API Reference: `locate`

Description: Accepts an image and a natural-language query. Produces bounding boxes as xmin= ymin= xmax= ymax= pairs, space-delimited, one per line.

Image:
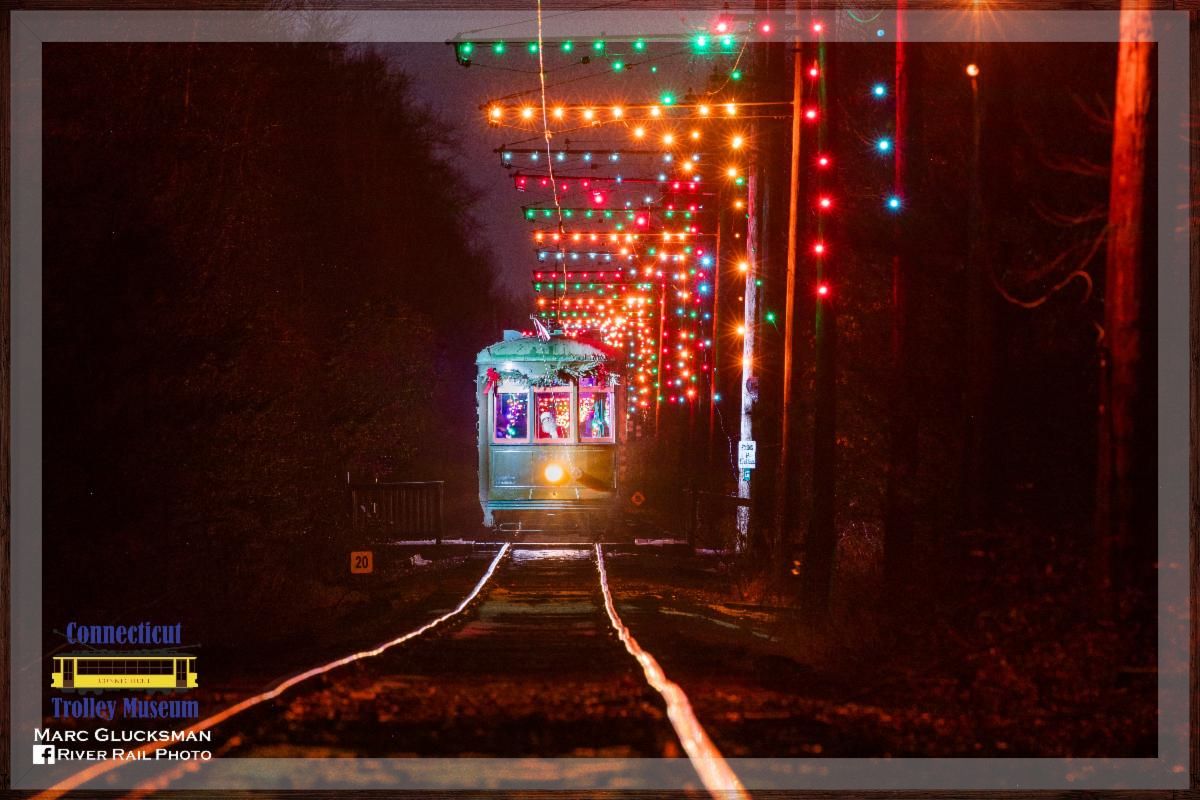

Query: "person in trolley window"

xmin=538 ymin=409 xmax=567 ymax=439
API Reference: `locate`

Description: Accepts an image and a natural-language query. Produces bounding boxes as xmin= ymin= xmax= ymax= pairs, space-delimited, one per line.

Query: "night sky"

xmin=379 ymin=41 xmax=743 ymax=299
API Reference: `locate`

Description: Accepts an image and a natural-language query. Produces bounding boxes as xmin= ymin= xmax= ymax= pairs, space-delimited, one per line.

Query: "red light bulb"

xmin=817 ymin=155 xmax=830 ymax=167
xmin=813 ymin=242 xmax=826 ymax=255
xmin=818 ymin=196 xmax=832 ymax=209
xmin=817 ymin=283 xmax=830 ymax=297
xmin=805 ymin=108 xmax=818 ymax=120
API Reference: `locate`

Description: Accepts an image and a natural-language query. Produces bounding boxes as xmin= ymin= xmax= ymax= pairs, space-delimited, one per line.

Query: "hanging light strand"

xmin=533 ymin=0 xmax=568 ymax=321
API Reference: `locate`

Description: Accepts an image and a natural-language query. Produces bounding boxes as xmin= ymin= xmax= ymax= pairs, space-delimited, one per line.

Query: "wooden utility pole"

xmin=739 ymin=8 xmax=791 ymax=555
xmin=743 ymin=17 xmax=793 ymax=560
xmin=779 ymin=30 xmax=806 ymax=558
xmin=737 ymin=173 xmax=760 ymax=551
xmin=1094 ymin=1 xmax=1152 ymax=608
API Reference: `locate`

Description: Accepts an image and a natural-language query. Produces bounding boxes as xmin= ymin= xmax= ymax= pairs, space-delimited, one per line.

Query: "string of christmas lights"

xmin=457 ymin=19 xmax=773 ymax=424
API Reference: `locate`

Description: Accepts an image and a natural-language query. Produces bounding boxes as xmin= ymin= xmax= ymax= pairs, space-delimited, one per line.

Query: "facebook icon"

xmin=33 ymin=745 xmax=56 ymax=764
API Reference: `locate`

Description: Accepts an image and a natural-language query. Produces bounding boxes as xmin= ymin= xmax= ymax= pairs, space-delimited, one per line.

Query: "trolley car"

xmin=51 ymin=654 xmax=198 ymax=692
xmin=477 ymin=329 xmax=623 ymax=534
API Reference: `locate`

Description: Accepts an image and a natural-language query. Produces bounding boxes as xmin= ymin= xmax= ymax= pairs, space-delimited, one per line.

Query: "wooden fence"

xmin=349 ymin=481 xmax=444 ymax=543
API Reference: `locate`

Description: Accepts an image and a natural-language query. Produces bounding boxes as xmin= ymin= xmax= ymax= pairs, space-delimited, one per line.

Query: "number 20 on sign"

xmin=350 ymin=551 xmax=374 ymax=574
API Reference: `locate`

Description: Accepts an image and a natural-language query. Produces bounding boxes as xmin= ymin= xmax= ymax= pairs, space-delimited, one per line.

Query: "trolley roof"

xmin=476 ymin=332 xmax=617 ymax=367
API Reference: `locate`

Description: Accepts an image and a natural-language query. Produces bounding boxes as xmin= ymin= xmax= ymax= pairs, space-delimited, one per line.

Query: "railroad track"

xmin=33 ymin=544 xmax=746 ymax=799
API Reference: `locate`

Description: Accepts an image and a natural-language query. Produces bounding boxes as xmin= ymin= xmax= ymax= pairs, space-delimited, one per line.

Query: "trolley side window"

xmin=534 ymin=388 xmax=573 ymax=442
xmin=493 ymin=386 xmax=530 ymax=442
xmin=578 ymin=387 xmax=615 ymax=442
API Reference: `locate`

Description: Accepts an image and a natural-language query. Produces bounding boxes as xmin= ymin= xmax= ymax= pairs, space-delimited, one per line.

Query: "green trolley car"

xmin=477 ymin=330 xmax=623 ymax=536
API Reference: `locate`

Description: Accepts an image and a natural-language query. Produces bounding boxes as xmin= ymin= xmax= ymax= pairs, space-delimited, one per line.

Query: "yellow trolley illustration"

xmin=52 ymin=654 xmax=197 ymax=692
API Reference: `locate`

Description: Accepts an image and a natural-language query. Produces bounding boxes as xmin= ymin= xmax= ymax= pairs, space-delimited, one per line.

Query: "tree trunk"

xmin=801 ymin=29 xmax=836 ymax=616
xmin=958 ymin=40 xmax=996 ymax=532
xmin=882 ymin=7 xmax=922 ymax=605
xmin=1094 ymin=2 xmax=1152 ymax=610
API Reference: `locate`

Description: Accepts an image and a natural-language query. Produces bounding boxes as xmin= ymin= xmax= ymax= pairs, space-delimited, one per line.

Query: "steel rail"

xmin=593 ymin=543 xmax=748 ymax=800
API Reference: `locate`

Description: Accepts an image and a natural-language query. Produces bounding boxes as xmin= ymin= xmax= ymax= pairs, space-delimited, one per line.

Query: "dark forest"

xmin=38 ymin=33 xmax=1159 ymax=763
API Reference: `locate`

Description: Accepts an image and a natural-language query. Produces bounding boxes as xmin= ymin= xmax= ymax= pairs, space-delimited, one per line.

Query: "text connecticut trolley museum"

xmin=477 ymin=329 xmax=624 ymax=538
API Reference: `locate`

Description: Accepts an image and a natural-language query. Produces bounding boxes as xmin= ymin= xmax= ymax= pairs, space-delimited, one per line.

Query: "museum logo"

xmin=48 ymin=622 xmax=201 ymax=721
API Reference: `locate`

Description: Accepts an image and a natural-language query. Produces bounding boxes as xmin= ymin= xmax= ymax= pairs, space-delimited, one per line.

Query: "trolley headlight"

xmin=544 ymin=462 xmax=566 ymax=484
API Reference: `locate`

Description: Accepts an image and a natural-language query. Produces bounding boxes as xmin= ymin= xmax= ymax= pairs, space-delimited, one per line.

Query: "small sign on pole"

xmin=350 ymin=551 xmax=374 ymax=574
xmin=737 ymin=440 xmax=757 ymax=470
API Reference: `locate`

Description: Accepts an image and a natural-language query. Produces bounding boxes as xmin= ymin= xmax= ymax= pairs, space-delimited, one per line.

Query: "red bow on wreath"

xmin=483 ymin=367 xmax=502 ymax=396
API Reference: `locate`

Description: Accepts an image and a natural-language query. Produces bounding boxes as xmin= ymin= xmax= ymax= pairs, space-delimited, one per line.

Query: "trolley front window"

xmin=579 ymin=388 xmax=615 ymax=441
xmin=493 ymin=388 xmax=529 ymax=442
xmin=534 ymin=389 xmax=573 ymax=442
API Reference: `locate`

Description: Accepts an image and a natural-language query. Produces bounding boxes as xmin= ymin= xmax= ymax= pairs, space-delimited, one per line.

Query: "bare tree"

xmin=1094 ymin=3 xmax=1153 ymax=610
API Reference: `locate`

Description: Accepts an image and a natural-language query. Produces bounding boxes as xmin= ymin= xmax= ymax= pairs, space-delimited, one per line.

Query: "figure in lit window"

xmin=536 ymin=391 xmax=571 ymax=440
xmin=580 ymin=391 xmax=611 ymax=439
